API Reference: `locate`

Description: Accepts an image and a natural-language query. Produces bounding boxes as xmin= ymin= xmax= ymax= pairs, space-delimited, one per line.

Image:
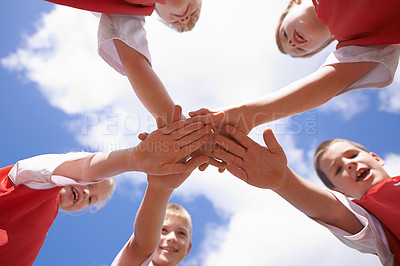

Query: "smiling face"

xmin=155 ymin=0 xmax=201 ymax=31
xmin=277 ymin=0 xmax=332 ymax=57
xmin=152 ymin=215 xmax=192 ymax=266
xmin=59 ymin=178 xmax=114 ymax=212
xmin=318 ymin=141 xmax=390 ymax=199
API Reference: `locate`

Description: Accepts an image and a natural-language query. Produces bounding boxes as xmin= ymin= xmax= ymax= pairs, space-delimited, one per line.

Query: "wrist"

xmin=147 ymin=181 xmax=174 ymax=195
xmin=127 ymin=146 xmax=142 ymax=172
xmin=272 ymin=166 xmax=291 ymax=194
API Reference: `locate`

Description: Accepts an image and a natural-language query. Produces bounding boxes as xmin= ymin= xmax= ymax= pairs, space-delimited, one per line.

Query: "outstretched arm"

xmin=110 ymin=104 xmax=207 ymax=266
xmin=214 ymin=125 xmax=363 ymax=234
xmin=191 ymin=61 xmax=377 ymax=134
xmin=114 ymin=39 xmax=177 ymax=122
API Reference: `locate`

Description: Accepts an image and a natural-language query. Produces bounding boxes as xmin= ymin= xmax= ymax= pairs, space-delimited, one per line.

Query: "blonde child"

xmin=0 ymin=105 xmax=217 ymax=265
xmin=110 ymin=104 xmax=195 ymax=266
xmin=189 ymin=0 xmax=399 ymax=135
xmin=213 ymin=125 xmax=399 ymax=265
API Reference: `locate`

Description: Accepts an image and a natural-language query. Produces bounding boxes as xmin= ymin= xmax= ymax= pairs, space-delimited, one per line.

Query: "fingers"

xmin=213 ymin=146 xmax=244 ymax=168
xmin=198 ymin=163 xmax=209 ymax=171
xmin=179 ymin=134 xmax=210 ymax=158
xmin=185 ymin=155 xmax=210 ymax=172
xmin=160 ymin=163 xmax=190 ymax=175
xmin=160 ymin=120 xmax=189 ymax=134
xmin=156 ymin=116 xmax=167 ymax=130
xmin=185 ymin=111 xmax=224 ymax=126
xmin=214 ymin=133 xmax=247 ymax=159
xmin=224 ymin=125 xmax=253 ymax=149
xmin=171 ymin=105 xmax=183 ymax=124
xmin=263 ymin=128 xmax=283 ymax=154
xmin=177 ymin=124 xmax=212 ymax=147
xmin=188 ymin=108 xmax=214 ymax=117
xmin=226 ymin=163 xmax=248 ymax=181
xmin=138 ymin=132 xmax=149 ymax=141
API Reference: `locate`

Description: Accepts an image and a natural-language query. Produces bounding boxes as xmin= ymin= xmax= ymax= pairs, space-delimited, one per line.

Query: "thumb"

xmin=263 ymin=128 xmax=283 ymax=153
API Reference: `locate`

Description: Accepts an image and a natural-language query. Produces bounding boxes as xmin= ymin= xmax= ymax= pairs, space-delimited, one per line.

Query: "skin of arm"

xmin=53 ymin=105 xmax=222 ymax=182
xmin=110 ymin=104 xmax=208 ymax=265
xmin=214 ymin=125 xmax=363 ymax=235
xmin=113 ymin=39 xmax=178 ymax=123
xmin=115 ymin=156 xmax=206 ymax=265
xmin=190 ymin=61 xmax=378 ymax=134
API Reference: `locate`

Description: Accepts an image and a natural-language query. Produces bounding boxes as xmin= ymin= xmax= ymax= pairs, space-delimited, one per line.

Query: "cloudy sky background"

xmin=1 ymin=1 xmax=400 ymax=265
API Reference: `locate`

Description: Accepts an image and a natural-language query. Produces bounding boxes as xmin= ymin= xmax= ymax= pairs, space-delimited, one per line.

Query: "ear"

xmin=370 ymin=152 xmax=385 ymax=166
xmin=185 ymin=241 xmax=193 ymax=257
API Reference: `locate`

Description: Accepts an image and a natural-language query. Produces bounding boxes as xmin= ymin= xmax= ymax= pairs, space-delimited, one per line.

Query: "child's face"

xmin=156 ymin=0 xmax=200 ymax=25
xmin=278 ymin=0 xmax=331 ymax=57
xmin=59 ymin=179 xmax=112 ymax=212
xmin=318 ymin=142 xmax=390 ymax=199
xmin=153 ymin=215 xmax=192 ymax=266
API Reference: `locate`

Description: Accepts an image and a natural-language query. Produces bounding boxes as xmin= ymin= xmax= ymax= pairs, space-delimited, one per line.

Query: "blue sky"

xmin=2 ymin=1 xmax=400 ymax=265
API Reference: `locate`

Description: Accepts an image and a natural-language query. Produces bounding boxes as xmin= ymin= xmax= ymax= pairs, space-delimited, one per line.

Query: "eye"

xmin=178 ymin=231 xmax=187 ymax=237
xmin=161 ymin=228 xmax=168 ymax=234
xmin=296 ymin=47 xmax=305 ymax=52
xmin=349 ymin=152 xmax=358 ymax=158
xmin=335 ymin=166 xmax=342 ymax=175
xmin=283 ymin=29 xmax=288 ymax=39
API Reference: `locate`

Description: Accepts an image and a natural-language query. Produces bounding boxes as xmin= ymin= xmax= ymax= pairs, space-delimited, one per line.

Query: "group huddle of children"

xmin=1 ymin=0 xmax=399 ymax=265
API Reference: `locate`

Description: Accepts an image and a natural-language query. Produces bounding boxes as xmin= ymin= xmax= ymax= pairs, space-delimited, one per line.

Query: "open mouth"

xmin=160 ymin=246 xmax=178 ymax=253
xmin=293 ymin=29 xmax=306 ymax=44
xmin=356 ymin=169 xmax=370 ymax=182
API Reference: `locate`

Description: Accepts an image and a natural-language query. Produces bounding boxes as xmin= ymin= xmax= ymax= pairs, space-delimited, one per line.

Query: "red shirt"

xmin=0 ymin=165 xmax=62 ymax=266
xmin=45 ymin=0 xmax=166 ymax=16
xmin=312 ymin=0 xmax=400 ymax=49
xmin=354 ymin=176 xmax=400 ymax=265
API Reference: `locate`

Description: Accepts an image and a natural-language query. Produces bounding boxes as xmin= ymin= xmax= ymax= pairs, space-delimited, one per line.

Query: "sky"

xmin=1 ymin=1 xmax=400 ymax=265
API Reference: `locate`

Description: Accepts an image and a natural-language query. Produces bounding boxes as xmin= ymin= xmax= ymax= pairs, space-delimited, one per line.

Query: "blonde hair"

xmin=275 ymin=1 xmax=334 ymax=58
xmin=314 ymin=139 xmax=369 ymax=189
xmin=156 ymin=1 xmax=202 ymax=33
xmin=166 ymin=203 xmax=193 ymax=238
xmin=89 ymin=177 xmax=116 ymax=213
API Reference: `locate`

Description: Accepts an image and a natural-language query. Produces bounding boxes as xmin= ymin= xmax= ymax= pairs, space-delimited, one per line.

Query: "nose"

xmin=346 ymin=161 xmax=356 ymax=171
xmin=83 ymin=188 xmax=90 ymax=199
xmin=166 ymin=231 xmax=177 ymax=242
xmin=179 ymin=15 xmax=190 ymax=24
xmin=288 ymin=39 xmax=296 ymax=47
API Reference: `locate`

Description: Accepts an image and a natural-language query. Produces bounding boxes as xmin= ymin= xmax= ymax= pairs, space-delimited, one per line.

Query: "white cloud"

xmin=317 ymin=90 xmax=370 ymax=120
xmin=379 ymin=70 xmax=400 ymax=114
xmin=1 ymin=6 xmax=129 ymax=114
xmin=2 ymin=1 xmax=381 ymax=265
xmin=383 ymin=153 xmax=400 ymax=176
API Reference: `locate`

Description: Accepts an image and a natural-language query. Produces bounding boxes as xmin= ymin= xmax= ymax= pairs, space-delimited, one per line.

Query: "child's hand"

xmin=133 ymin=105 xmax=211 ymax=175
xmin=189 ymin=106 xmax=253 ymax=135
xmin=213 ymin=125 xmax=288 ymax=190
xmin=147 ymin=154 xmax=209 ymax=191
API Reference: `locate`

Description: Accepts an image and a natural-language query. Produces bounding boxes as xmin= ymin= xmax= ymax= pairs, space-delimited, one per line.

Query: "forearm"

xmin=237 ymin=67 xmax=341 ymax=129
xmin=53 ymin=148 xmax=141 ymax=182
xmin=132 ymin=183 xmax=173 ymax=253
xmin=274 ymin=167 xmax=363 ymax=234
xmin=114 ymin=39 xmax=177 ymax=122
xmin=233 ymin=62 xmax=377 ymax=130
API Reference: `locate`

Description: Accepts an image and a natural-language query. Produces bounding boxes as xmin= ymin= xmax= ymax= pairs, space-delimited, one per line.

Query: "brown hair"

xmin=314 ymin=139 xmax=369 ymax=189
xmin=275 ymin=1 xmax=334 ymax=58
xmin=166 ymin=203 xmax=193 ymax=238
xmin=156 ymin=1 xmax=202 ymax=33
